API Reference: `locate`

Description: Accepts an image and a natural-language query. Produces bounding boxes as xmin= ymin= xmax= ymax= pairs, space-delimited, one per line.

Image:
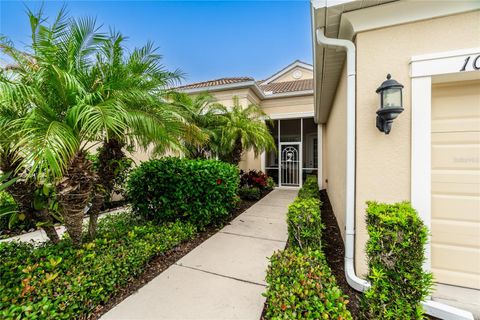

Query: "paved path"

xmin=101 ymin=189 xmax=297 ymax=320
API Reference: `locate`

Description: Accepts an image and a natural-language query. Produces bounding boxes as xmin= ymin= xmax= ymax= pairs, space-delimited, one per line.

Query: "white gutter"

xmin=315 ymin=28 xmax=370 ymax=292
xmin=315 ymin=27 xmax=474 ymax=320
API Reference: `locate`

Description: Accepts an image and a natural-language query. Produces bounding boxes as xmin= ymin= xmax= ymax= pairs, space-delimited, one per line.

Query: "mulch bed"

xmin=87 ymin=190 xmax=271 ymax=320
xmin=319 ymin=190 xmax=362 ymax=318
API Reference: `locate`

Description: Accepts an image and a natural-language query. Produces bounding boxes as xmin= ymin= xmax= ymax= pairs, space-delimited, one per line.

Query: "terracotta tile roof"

xmin=259 ymin=79 xmax=313 ymax=94
xmin=176 ymin=77 xmax=253 ymax=90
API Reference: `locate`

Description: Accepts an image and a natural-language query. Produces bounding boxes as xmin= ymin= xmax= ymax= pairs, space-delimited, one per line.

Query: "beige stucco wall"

xmin=325 ymin=64 xmax=348 ymax=239
xmin=354 ymin=10 xmax=480 ymax=276
xmin=271 ymin=66 xmax=313 ymax=83
xmin=261 ymin=95 xmax=314 ymax=116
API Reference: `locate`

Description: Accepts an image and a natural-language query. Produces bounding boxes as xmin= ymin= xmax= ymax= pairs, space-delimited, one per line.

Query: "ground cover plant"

xmin=263 ymin=177 xmax=352 ymax=319
xmin=0 ymin=212 xmax=196 ymax=320
xmin=238 ymin=186 xmax=262 ymax=200
xmin=127 ymin=157 xmax=239 ymax=229
xmin=360 ymin=201 xmax=433 ymax=320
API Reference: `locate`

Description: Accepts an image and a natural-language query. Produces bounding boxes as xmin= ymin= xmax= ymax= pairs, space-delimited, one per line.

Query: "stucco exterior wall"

xmin=261 ymin=95 xmax=314 ymax=116
xmin=354 ymin=10 xmax=480 ymax=276
xmin=325 ymin=64 xmax=348 ymax=239
xmin=271 ymin=66 xmax=313 ymax=83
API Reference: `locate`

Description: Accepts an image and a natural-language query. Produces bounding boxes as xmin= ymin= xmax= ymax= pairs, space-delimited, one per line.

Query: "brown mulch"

xmin=319 ymin=190 xmax=362 ymax=318
xmin=87 ymin=190 xmax=270 ymax=320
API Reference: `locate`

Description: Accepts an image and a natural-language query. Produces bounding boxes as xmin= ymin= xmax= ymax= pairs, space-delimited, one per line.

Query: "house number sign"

xmin=460 ymin=54 xmax=480 ymax=71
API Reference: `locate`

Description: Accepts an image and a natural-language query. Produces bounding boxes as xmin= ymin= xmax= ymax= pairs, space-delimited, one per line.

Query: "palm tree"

xmin=85 ymin=33 xmax=186 ymax=238
xmin=1 ymin=8 xmax=192 ymax=244
xmin=168 ymin=91 xmax=217 ymax=159
xmin=0 ymin=37 xmax=61 ymax=242
xmin=209 ymin=97 xmax=276 ymax=165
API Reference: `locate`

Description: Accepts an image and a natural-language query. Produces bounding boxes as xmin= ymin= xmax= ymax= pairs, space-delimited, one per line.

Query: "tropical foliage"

xmin=127 ymin=157 xmax=239 ymax=229
xmin=0 ymin=8 xmax=188 ymax=246
xmin=0 ymin=212 xmax=196 ymax=319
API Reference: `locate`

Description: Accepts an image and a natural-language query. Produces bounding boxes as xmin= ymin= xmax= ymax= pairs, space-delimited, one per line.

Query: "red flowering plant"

xmin=239 ymin=170 xmax=270 ymax=190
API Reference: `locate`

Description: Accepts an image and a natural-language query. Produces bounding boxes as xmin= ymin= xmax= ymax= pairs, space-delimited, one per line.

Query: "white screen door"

xmin=280 ymin=143 xmax=301 ymax=187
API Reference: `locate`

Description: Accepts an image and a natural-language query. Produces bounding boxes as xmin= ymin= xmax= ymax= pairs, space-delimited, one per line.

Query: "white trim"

xmin=262 ymin=60 xmax=313 ymax=85
xmin=264 ymin=89 xmax=314 ymax=99
xmin=260 ymin=152 xmax=266 ymax=172
xmin=279 ymin=142 xmax=302 ymax=187
xmin=410 ymin=48 xmax=478 ymax=320
xmin=318 ymin=124 xmax=323 ymax=189
xmin=411 ymin=47 xmax=480 ymax=78
xmin=267 ymin=111 xmax=314 ymax=120
xmin=411 ymin=76 xmax=432 ymax=271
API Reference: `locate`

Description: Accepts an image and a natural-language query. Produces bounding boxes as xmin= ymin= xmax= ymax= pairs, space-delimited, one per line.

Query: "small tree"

xmin=209 ymin=97 xmax=275 ymax=165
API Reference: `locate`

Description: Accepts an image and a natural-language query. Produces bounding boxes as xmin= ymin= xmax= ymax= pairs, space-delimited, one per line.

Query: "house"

xmin=310 ymin=0 xmax=480 ymax=319
xmin=177 ymin=60 xmax=322 ymax=188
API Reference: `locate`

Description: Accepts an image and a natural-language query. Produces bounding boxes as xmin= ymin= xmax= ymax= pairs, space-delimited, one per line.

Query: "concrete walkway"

xmin=101 ymin=189 xmax=297 ymax=320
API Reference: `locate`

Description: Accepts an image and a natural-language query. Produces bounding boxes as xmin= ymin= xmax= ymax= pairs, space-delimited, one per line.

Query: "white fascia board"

xmin=262 ymin=61 xmax=314 ymax=85
xmin=311 ymin=0 xmax=356 ymax=9
xmin=263 ymin=90 xmax=314 ymax=99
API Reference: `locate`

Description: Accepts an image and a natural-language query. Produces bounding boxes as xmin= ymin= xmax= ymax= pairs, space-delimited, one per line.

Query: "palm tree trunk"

xmin=230 ymin=138 xmax=243 ymax=166
xmin=88 ymin=187 xmax=104 ymax=239
xmin=56 ymin=152 xmax=95 ymax=247
xmin=87 ymin=138 xmax=125 ymax=239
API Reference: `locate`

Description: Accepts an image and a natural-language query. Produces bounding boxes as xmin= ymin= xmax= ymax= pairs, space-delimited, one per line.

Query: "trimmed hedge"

xmin=287 ymin=197 xmax=323 ymax=250
xmin=264 ymin=180 xmax=351 ymax=320
xmin=127 ymin=157 xmax=239 ymax=229
xmin=238 ymin=186 xmax=261 ymax=200
xmin=264 ymin=248 xmax=352 ymax=320
xmin=361 ymin=201 xmax=433 ymax=320
xmin=297 ymin=175 xmax=320 ymax=200
xmin=0 ymin=213 xmax=196 ymax=319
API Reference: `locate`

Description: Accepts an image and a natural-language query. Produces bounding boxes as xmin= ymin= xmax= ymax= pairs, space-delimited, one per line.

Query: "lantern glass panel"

xmin=382 ymin=88 xmax=402 ymax=109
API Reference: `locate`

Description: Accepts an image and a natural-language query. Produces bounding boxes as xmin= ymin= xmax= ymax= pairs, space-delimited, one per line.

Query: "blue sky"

xmin=0 ymin=1 xmax=313 ymax=84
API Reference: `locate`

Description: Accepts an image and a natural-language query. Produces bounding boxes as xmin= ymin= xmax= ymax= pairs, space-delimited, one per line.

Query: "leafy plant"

xmin=264 ymin=248 xmax=352 ymax=320
xmin=287 ymin=197 xmax=323 ymax=250
xmin=239 ymin=169 xmax=272 ymax=190
xmin=127 ymin=157 xmax=239 ymax=229
xmin=266 ymin=176 xmax=276 ymax=191
xmin=209 ymin=97 xmax=275 ymax=165
xmin=360 ymin=201 xmax=433 ymax=320
xmin=0 ymin=212 xmax=196 ymax=319
xmin=238 ymin=186 xmax=261 ymax=200
xmin=298 ymin=175 xmax=320 ymax=199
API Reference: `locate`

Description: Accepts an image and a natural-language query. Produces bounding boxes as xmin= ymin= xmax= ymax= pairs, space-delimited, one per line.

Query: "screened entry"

xmin=265 ymin=117 xmax=318 ymax=187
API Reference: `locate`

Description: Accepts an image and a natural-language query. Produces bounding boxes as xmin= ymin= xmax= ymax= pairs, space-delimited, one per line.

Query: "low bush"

xmin=0 ymin=191 xmax=17 ymax=230
xmin=238 ymin=186 xmax=261 ymax=200
xmin=287 ymin=197 xmax=323 ymax=250
xmin=0 ymin=212 xmax=196 ymax=319
xmin=298 ymin=175 xmax=320 ymax=199
xmin=240 ymin=169 xmax=274 ymax=191
xmin=360 ymin=201 xmax=433 ymax=320
xmin=127 ymin=157 xmax=239 ymax=229
xmin=264 ymin=248 xmax=352 ymax=320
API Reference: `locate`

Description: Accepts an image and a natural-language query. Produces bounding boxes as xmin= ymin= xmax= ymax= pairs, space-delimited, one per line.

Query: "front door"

xmin=280 ymin=143 xmax=301 ymax=187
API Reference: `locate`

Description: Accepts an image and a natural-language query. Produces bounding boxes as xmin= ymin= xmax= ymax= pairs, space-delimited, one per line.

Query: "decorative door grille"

xmin=281 ymin=144 xmax=300 ymax=186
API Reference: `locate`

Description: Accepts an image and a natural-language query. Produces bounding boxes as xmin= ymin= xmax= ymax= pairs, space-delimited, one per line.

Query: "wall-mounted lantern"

xmin=376 ymin=74 xmax=404 ymax=134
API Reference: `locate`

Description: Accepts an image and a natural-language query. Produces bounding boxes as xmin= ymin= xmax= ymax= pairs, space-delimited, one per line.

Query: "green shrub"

xmin=238 ymin=186 xmax=261 ymax=200
xmin=127 ymin=157 xmax=239 ymax=229
xmin=298 ymin=175 xmax=320 ymax=199
xmin=0 ymin=212 xmax=196 ymax=319
xmin=0 ymin=191 xmax=18 ymax=231
xmin=266 ymin=176 xmax=276 ymax=191
xmin=287 ymin=197 xmax=323 ymax=250
xmin=264 ymin=248 xmax=352 ymax=320
xmin=361 ymin=201 xmax=433 ymax=320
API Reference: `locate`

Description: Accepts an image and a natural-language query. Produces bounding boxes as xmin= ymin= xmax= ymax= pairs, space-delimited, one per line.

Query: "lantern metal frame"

xmin=375 ymin=74 xmax=404 ymax=134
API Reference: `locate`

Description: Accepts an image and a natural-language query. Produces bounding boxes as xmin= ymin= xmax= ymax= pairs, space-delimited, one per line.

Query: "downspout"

xmin=315 ymin=27 xmax=474 ymax=320
xmin=315 ymin=28 xmax=370 ymax=292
